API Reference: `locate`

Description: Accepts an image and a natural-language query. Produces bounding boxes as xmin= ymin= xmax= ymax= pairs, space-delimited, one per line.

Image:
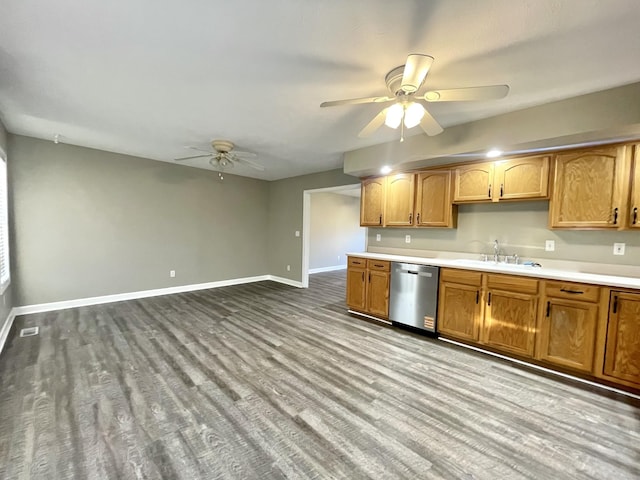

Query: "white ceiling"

xmin=1 ymin=0 xmax=640 ymax=180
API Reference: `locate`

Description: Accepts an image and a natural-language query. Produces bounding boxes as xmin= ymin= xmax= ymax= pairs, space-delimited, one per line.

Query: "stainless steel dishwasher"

xmin=389 ymin=262 xmax=440 ymax=332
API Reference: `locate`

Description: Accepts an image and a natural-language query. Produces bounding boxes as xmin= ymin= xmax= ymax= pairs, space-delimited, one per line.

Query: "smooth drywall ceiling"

xmin=9 ymin=135 xmax=270 ymax=306
xmin=368 ymin=201 xmax=640 ymax=268
xmin=344 ymin=82 xmax=640 ymax=176
xmin=309 ymin=192 xmax=365 ymax=270
xmin=268 ymin=169 xmax=359 ymax=280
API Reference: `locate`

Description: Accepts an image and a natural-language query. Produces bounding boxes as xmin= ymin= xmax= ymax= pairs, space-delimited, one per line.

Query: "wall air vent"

xmin=19 ymin=326 xmax=39 ymax=337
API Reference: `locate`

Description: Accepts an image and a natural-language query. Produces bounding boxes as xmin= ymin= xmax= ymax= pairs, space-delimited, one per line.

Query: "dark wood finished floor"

xmin=1 ymin=271 xmax=639 ymax=479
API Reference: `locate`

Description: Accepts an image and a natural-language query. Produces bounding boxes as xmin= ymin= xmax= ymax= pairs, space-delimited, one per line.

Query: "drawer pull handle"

xmin=374 ymin=264 xmax=384 ymax=267
xmin=560 ymin=288 xmax=584 ymax=294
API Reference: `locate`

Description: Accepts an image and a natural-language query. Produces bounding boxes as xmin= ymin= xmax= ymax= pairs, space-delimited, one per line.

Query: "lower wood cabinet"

xmin=437 ymin=268 xmax=482 ymax=342
xmin=603 ymin=291 xmax=640 ymax=385
xmin=346 ymin=256 xmax=390 ymax=319
xmin=536 ymin=281 xmax=600 ymax=373
xmin=483 ymin=274 xmax=538 ymax=357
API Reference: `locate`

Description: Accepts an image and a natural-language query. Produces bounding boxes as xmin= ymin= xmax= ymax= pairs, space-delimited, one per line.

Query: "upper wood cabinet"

xmin=549 ymin=145 xmax=631 ymax=229
xmin=384 ymin=173 xmax=415 ymax=227
xmin=453 ymin=162 xmax=494 ymax=202
xmin=603 ymin=291 xmax=640 ymax=386
xmin=453 ymin=155 xmax=549 ymax=203
xmin=360 ymin=177 xmax=386 ymax=226
xmin=495 ymin=156 xmax=550 ymax=201
xmin=628 ymin=144 xmax=640 ymax=229
xmin=415 ymin=170 xmax=457 ymax=227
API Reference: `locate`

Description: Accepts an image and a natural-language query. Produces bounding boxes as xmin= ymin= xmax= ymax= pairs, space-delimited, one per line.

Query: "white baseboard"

xmin=12 ymin=274 xmax=303 ymax=316
xmin=0 ymin=308 xmax=17 ymax=355
xmin=309 ymin=265 xmax=347 ymax=274
xmin=269 ymin=276 xmax=304 ymax=288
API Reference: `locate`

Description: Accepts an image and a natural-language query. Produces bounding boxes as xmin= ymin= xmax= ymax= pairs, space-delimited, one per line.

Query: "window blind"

xmin=0 ymin=156 xmax=9 ymax=294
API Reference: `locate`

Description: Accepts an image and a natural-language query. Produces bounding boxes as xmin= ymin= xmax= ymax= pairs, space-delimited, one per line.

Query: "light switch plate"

xmin=545 ymin=240 xmax=555 ymax=252
xmin=613 ymin=243 xmax=625 ymax=255
xmin=405 ymin=235 xmax=411 ymax=244
xmin=295 ymin=230 xmax=300 ymax=237
xmin=376 ymin=234 xmax=381 ymax=242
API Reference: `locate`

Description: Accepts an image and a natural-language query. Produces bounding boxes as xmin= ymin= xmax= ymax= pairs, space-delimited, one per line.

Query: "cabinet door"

xmin=415 ymin=171 xmax=456 ymax=227
xmin=549 ymin=145 xmax=629 ymax=228
xmin=483 ymin=289 xmax=538 ymax=357
xmin=494 ymin=155 xmax=550 ymax=201
xmin=360 ymin=177 xmax=386 ymax=226
xmin=603 ymin=292 xmax=640 ymax=385
xmin=384 ymin=173 xmax=415 ymax=226
xmin=537 ymin=298 xmax=598 ymax=372
xmin=453 ymin=162 xmax=495 ymax=202
xmin=438 ymin=282 xmax=482 ymax=341
xmin=629 ymin=145 xmax=640 ymax=229
xmin=346 ymin=266 xmax=367 ymax=311
xmin=367 ymin=271 xmax=389 ymax=318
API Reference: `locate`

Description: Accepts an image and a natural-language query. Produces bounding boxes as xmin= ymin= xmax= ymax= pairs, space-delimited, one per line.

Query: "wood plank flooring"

xmin=0 ymin=271 xmax=639 ymax=479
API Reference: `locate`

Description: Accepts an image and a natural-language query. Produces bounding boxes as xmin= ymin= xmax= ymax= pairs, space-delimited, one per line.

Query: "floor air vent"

xmin=20 ymin=326 xmax=39 ymax=337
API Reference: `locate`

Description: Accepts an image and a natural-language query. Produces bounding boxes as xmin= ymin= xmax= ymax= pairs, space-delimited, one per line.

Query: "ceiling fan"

xmin=175 ymin=140 xmax=264 ymax=179
xmin=320 ymin=54 xmax=509 ymax=141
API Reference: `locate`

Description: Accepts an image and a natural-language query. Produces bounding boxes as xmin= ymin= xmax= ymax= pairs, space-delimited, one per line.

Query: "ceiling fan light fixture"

xmin=385 ymin=103 xmax=404 ymax=129
xmin=404 ymin=102 xmax=425 ymax=128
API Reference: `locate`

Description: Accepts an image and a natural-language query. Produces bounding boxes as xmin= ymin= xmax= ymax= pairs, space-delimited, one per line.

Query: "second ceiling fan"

xmin=321 ymin=54 xmax=509 ymax=140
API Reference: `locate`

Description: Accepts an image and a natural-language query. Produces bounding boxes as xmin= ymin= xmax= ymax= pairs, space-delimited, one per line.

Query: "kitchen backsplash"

xmin=366 ymin=201 xmax=640 ymax=269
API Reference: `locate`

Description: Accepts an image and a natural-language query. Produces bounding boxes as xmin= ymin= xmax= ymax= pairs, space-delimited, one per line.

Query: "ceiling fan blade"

xmin=233 ymin=156 xmax=265 ymax=171
xmin=418 ymin=105 xmax=444 ymax=136
xmin=358 ymin=108 xmax=389 ymax=138
xmin=423 ymin=85 xmax=510 ymax=102
xmin=232 ymin=150 xmax=257 ymax=158
xmin=401 ymin=54 xmax=434 ymax=93
xmin=320 ymin=96 xmax=394 ymax=107
xmin=174 ymin=154 xmax=211 ymax=161
xmin=185 ymin=146 xmax=213 ymax=153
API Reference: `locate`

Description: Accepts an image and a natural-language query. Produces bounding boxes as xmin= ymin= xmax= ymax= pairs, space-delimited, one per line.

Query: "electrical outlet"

xmin=545 ymin=240 xmax=555 ymax=252
xmin=405 ymin=235 xmax=411 ymax=244
xmin=337 ymin=255 xmax=340 ymax=262
xmin=295 ymin=230 xmax=300 ymax=237
xmin=613 ymin=243 xmax=625 ymax=255
xmin=286 ymin=264 xmax=291 ymax=271
xmin=376 ymin=234 xmax=381 ymax=242
xmin=170 ymin=270 xmax=176 ymax=278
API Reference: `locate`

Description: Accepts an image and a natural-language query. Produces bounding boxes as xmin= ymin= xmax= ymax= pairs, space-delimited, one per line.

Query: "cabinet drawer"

xmin=367 ymin=259 xmax=390 ymax=272
xmin=487 ymin=274 xmax=538 ymax=294
xmin=348 ymin=257 xmax=367 ymax=267
xmin=441 ymin=268 xmax=482 ymax=286
xmin=544 ymin=281 xmax=600 ymax=303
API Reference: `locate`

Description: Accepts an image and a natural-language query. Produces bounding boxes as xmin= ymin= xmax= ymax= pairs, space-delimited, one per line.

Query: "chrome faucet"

xmin=493 ymin=239 xmax=499 ymax=262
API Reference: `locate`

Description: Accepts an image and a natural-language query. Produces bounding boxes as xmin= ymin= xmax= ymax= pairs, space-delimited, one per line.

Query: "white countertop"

xmin=347 ymin=251 xmax=640 ymax=290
